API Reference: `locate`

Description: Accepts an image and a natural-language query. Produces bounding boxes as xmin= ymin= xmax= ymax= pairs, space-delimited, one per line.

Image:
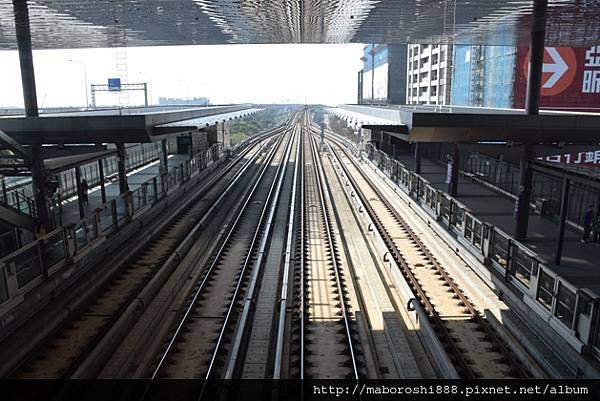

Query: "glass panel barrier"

xmin=99 ymin=204 xmax=114 ymax=233
xmin=132 ymin=189 xmax=142 ymax=212
xmin=473 ymin=219 xmax=483 ymax=249
xmin=0 ymin=231 xmax=18 ymax=259
xmin=10 ymin=244 xmax=43 ymax=288
xmin=75 ymin=222 xmax=88 ymax=250
xmin=116 ymin=197 xmax=128 ymax=222
xmin=148 ymin=179 xmax=157 ymax=203
xmin=509 ymin=246 xmax=535 ymax=289
xmin=440 ymin=196 xmax=451 ymax=221
xmin=425 ymin=186 xmax=435 ymax=209
xmin=453 ymin=206 xmax=465 ymax=231
xmin=555 ymin=283 xmax=576 ymax=328
xmin=537 ymin=269 xmax=555 ymax=310
xmin=0 ymin=268 xmax=8 ymax=303
xmin=88 ymin=217 xmax=99 ymax=242
xmin=491 ymin=229 xmax=510 ymax=269
xmin=42 ymin=231 xmax=66 ymax=269
xmin=417 ymin=177 xmax=426 ymax=199
xmin=142 ymin=184 xmax=148 ymax=206
xmin=401 ymin=169 xmax=409 ymax=188
xmin=464 ymin=214 xmax=473 ymax=240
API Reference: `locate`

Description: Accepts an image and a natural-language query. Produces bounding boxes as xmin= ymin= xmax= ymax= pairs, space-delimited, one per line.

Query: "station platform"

xmin=395 ymin=153 xmax=600 ymax=295
xmin=57 ymin=154 xmax=191 ymax=227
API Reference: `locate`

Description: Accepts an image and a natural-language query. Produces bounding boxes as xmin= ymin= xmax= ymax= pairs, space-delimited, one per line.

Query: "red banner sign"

xmin=514 ymin=45 xmax=600 ymax=112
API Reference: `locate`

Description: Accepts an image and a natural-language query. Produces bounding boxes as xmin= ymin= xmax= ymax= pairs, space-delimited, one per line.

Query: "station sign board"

xmin=108 ymin=78 xmax=122 ymax=92
xmin=539 ymin=149 xmax=600 ymax=166
xmin=513 ymin=45 xmax=600 ymax=112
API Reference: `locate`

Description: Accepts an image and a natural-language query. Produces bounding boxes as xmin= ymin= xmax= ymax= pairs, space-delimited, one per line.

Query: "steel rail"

xmin=202 ymin=114 xmax=299 ymax=381
xmin=149 ymin=126 xmax=289 ymax=380
xmin=222 ymin=120 xmax=299 ymax=379
xmin=323 ymin=130 xmax=530 ymax=379
xmin=299 ymin=121 xmax=307 ymax=380
xmin=272 ymin=122 xmax=302 ymax=379
xmin=323 ymin=131 xmax=474 ymax=378
xmin=307 ymin=132 xmax=360 ymax=380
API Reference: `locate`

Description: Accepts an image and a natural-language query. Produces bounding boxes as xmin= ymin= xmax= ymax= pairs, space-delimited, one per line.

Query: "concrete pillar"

xmin=160 ymin=139 xmax=169 ymax=174
xmin=13 ymin=0 xmax=52 ymax=231
xmin=525 ymin=0 xmax=547 ymax=115
xmin=116 ymin=143 xmax=129 ymax=194
xmin=515 ymin=145 xmax=533 ymax=240
xmin=98 ymin=159 xmax=106 ymax=204
xmin=188 ymin=133 xmax=194 ymax=160
xmin=448 ymin=145 xmax=459 ymax=197
xmin=414 ymin=143 xmax=422 ymax=174
xmin=514 ymin=0 xmax=545 ymax=240
xmin=12 ymin=0 xmax=38 ymax=118
xmin=554 ymin=177 xmax=570 ymax=265
xmin=75 ymin=166 xmax=85 ymax=219
xmin=2 ymin=179 xmax=7 ymax=204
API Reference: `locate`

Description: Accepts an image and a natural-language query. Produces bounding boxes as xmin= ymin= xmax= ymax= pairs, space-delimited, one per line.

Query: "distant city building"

xmin=450 ymin=43 xmax=600 ymax=112
xmin=358 ymin=44 xmax=407 ymax=105
xmin=158 ymin=96 xmax=210 ymax=106
xmin=450 ymin=44 xmax=516 ymax=108
xmin=406 ymin=44 xmax=452 ymax=106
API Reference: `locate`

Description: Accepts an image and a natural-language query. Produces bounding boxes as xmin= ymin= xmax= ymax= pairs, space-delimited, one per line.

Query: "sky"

xmin=0 ymin=44 xmax=363 ymax=108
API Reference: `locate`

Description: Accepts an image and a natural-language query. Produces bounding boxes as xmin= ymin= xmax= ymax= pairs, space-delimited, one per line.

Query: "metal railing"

xmin=363 ymin=142 xmax=596 ymax=338
xmin=1 ymin=190 xmax=36 ymax=218
xmin=0 ymin=143 xmax=223 ymax=308
xmin=1 ymin=143 xmax=162 ymax=220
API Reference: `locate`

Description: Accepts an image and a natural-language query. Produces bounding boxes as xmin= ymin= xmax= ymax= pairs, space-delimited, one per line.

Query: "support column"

xmin=414 ymin=143 xmax=422 ymax=174
xmin=2 ymin=179 xmax=7 ymax=204
xmin=525 ymin=0 xmax=547 ymax=115
xmin=13 ymin=0 xmax=38 ymax=118
xmin=188 ymin=133 xmax=194 ymax=160
xmin=515 ymin=145 xmax=533 ymax=240
xmin=116 ymin=143 xmax=129 ymax=194
xmin=75 ymin=167 xmax=85 ymax=219
xmin=514 ymin=0 xmax=546 ymax=240
xmin=554 ymin=177 xmax=570 ymax=265
xmin=160 ymin=139 xmax=169 ymax=174
xmin=143 ymin=83 xmax=148 ymax=107
xmin=98 ymin=159 xmax=106 ymax=204
xmin=448 ymin=145 xmax=459 ymax=197
xmin=13 ymin=0 xmax=52 ymax=231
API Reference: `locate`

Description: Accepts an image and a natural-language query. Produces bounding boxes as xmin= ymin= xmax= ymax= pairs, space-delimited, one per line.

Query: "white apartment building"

xmin=406 ymin=44 xmax=452 ymax=105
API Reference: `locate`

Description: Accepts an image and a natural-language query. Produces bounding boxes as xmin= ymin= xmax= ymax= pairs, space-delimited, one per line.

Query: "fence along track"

xmin=9 ymin=129 xmax=278 ymax=380
xmin=325 ymin=132 xmax=530 ymax=379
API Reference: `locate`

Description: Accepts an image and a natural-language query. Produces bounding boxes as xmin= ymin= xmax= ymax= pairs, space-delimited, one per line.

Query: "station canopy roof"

xmin=0 ymin=1 xmax=599 ymax=50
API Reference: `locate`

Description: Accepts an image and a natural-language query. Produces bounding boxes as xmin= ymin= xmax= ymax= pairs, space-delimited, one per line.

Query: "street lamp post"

xmin=68 ymin=59 xmax=89 ymax=108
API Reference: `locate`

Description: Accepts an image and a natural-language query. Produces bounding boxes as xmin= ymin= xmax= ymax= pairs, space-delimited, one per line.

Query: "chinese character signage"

xmin=540 ymin=150 xmax=600 ymax=165
xmin=514 ymin=45 xmax=600 ymax=112
xmin=582 ymin=45 xmax=600 ymax=94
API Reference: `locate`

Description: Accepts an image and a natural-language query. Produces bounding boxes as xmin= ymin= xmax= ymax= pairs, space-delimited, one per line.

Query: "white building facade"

xmin=406 ymin=44 xmax=453 ymax=105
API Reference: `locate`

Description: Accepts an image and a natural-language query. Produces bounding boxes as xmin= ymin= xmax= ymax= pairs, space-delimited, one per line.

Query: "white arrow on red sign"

xmin=542 ymin=47 xmax=569 ymax=89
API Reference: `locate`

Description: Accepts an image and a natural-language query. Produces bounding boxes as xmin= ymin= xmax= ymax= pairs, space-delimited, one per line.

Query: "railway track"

xmin=291 ymin=129 xmax=363 ymax=379
xmin=324 ymin=131 xmax=531 ymax=379
xmin=149 ymin=117 xmax=297 ymax=380
xmin=4 ymin=124 xmax=285 ymax=379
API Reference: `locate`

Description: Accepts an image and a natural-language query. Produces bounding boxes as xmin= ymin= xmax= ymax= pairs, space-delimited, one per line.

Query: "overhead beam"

xmin=0 ymin=128 xmax=32 ymax=163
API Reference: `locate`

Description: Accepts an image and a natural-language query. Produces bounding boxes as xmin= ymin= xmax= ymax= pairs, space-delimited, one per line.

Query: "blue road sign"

xmin=108 ymin=78 xmax=121 ymax=91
